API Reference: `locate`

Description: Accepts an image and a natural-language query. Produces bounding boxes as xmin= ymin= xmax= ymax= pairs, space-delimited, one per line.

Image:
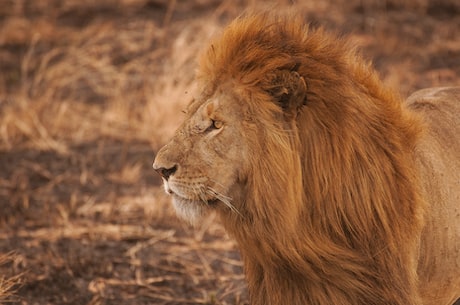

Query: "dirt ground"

xmin=0 ymin=0 xmax=459 ymax=304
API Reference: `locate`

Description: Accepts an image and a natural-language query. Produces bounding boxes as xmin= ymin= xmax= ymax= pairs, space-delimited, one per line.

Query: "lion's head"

xmin=153 ymin=15 xmax=310 ymax=226
xmin=153 ymin=13 xmax=460 ymax=305
xmin=153 ymin=75 xmax=308 ymax=227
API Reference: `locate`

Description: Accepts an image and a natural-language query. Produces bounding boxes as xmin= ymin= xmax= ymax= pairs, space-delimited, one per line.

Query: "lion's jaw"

xmin=153 ymin=90 xmax=248 ymax=225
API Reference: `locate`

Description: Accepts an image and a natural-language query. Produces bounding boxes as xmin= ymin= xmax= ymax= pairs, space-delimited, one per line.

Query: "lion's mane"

xmin=195 ymin=13 xmax=460 ymax=305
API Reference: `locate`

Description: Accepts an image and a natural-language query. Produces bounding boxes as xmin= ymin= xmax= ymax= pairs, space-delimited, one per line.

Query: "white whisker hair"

xmin=207 ymin=187 xmax=242 ymax=217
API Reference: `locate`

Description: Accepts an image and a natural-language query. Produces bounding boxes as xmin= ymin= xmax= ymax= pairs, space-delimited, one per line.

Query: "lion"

xmin=153 ymin=13 xmax=460 ymax=305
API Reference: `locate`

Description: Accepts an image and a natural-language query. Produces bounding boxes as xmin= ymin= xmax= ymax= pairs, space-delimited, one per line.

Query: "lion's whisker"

xmin=191 ymin=184 xmax=208 ymax=204
xmin=207 ymin=187 xmax=242 ymax=217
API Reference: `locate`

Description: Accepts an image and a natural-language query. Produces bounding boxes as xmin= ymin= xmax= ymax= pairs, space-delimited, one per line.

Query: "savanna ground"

xmin=0 ymin=0 xmax=459 ymax=304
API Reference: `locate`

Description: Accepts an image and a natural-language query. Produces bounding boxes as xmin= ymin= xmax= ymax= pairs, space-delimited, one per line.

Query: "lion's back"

xmin=406 ymin=87 xmax=460 ymax=305
xmin=407 ymin=87 xmax=460 ymax=157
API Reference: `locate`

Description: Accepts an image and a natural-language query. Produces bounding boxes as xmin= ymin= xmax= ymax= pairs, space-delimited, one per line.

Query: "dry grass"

xmin=0 ymin=0 xmax=459 ymax=304
xmin=0 ymin=253 xmax=22 ymax=303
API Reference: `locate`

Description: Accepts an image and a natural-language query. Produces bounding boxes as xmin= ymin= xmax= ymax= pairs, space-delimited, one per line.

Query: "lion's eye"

xmin=206 ymin=119 xmax=223 ymax=132
xmin=212 ymin=120 xmax=223 ymax=129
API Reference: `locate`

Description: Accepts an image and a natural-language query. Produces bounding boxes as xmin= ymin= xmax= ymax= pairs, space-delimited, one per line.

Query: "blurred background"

xmin=0 ymin=0 xmax=459 ymax=304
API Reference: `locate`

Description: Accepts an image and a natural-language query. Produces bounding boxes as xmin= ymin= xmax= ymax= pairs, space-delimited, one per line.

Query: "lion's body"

xmin=153 ymin=13 xmax=460 ymax=305
xmin=407 ymin=87 xmax=460 ymax=305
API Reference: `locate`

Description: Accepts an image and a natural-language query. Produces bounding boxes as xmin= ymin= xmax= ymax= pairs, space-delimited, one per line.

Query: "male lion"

xmin=153 ymin=13 xmax=460 ymax=305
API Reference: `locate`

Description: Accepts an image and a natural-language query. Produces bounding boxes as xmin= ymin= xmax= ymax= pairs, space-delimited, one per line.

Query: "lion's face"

xmin=153 ymin=66 xmax=308 ymax=224
xmin=153 ymin=88 xmax=250 ymax=224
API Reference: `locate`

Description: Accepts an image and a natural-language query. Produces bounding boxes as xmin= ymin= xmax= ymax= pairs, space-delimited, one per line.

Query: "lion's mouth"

xmin=171 ymin=193 xmax=219 ymax=206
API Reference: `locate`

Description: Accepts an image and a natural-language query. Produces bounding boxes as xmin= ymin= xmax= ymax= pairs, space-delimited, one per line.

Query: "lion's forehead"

xmin=189 ymin=88 xmax=245 ymax=118
xmin=183 ymin=99 xmax=213 ymax=124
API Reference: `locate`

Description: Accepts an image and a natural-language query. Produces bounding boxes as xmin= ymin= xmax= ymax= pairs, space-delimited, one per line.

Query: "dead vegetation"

xmin=0 ymin=0 xmax=459 ymax=304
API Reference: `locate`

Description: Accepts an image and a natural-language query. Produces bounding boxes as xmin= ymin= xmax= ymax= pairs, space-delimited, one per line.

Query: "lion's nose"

xmin=153 ymin=163 xmax=177 ymax=181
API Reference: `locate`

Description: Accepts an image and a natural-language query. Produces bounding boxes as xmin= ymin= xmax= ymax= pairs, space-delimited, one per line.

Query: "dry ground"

xmin=0 ymin=0 xmax=459 ymax=304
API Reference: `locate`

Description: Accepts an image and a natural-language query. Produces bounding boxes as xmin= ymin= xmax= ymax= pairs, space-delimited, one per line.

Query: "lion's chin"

xmin=171 ymin=196 xmax=211 ymax=226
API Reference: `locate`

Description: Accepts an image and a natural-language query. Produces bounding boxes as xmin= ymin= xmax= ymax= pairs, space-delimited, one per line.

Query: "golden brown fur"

xmin=153 ymin=13 xmax=460 ymax=305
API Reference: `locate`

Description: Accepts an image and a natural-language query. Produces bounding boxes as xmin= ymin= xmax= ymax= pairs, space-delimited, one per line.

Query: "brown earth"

xmin=0 ymin=0 xmax=459 ymax=304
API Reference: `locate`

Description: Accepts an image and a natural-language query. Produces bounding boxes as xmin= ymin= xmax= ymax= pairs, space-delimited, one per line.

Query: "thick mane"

xmin=198 ymin=13 xmax=426 ymax=305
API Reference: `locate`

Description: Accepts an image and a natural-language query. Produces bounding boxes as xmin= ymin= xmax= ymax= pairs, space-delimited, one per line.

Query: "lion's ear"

xmin=263 ymin=70 xmax=307 ymax=118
